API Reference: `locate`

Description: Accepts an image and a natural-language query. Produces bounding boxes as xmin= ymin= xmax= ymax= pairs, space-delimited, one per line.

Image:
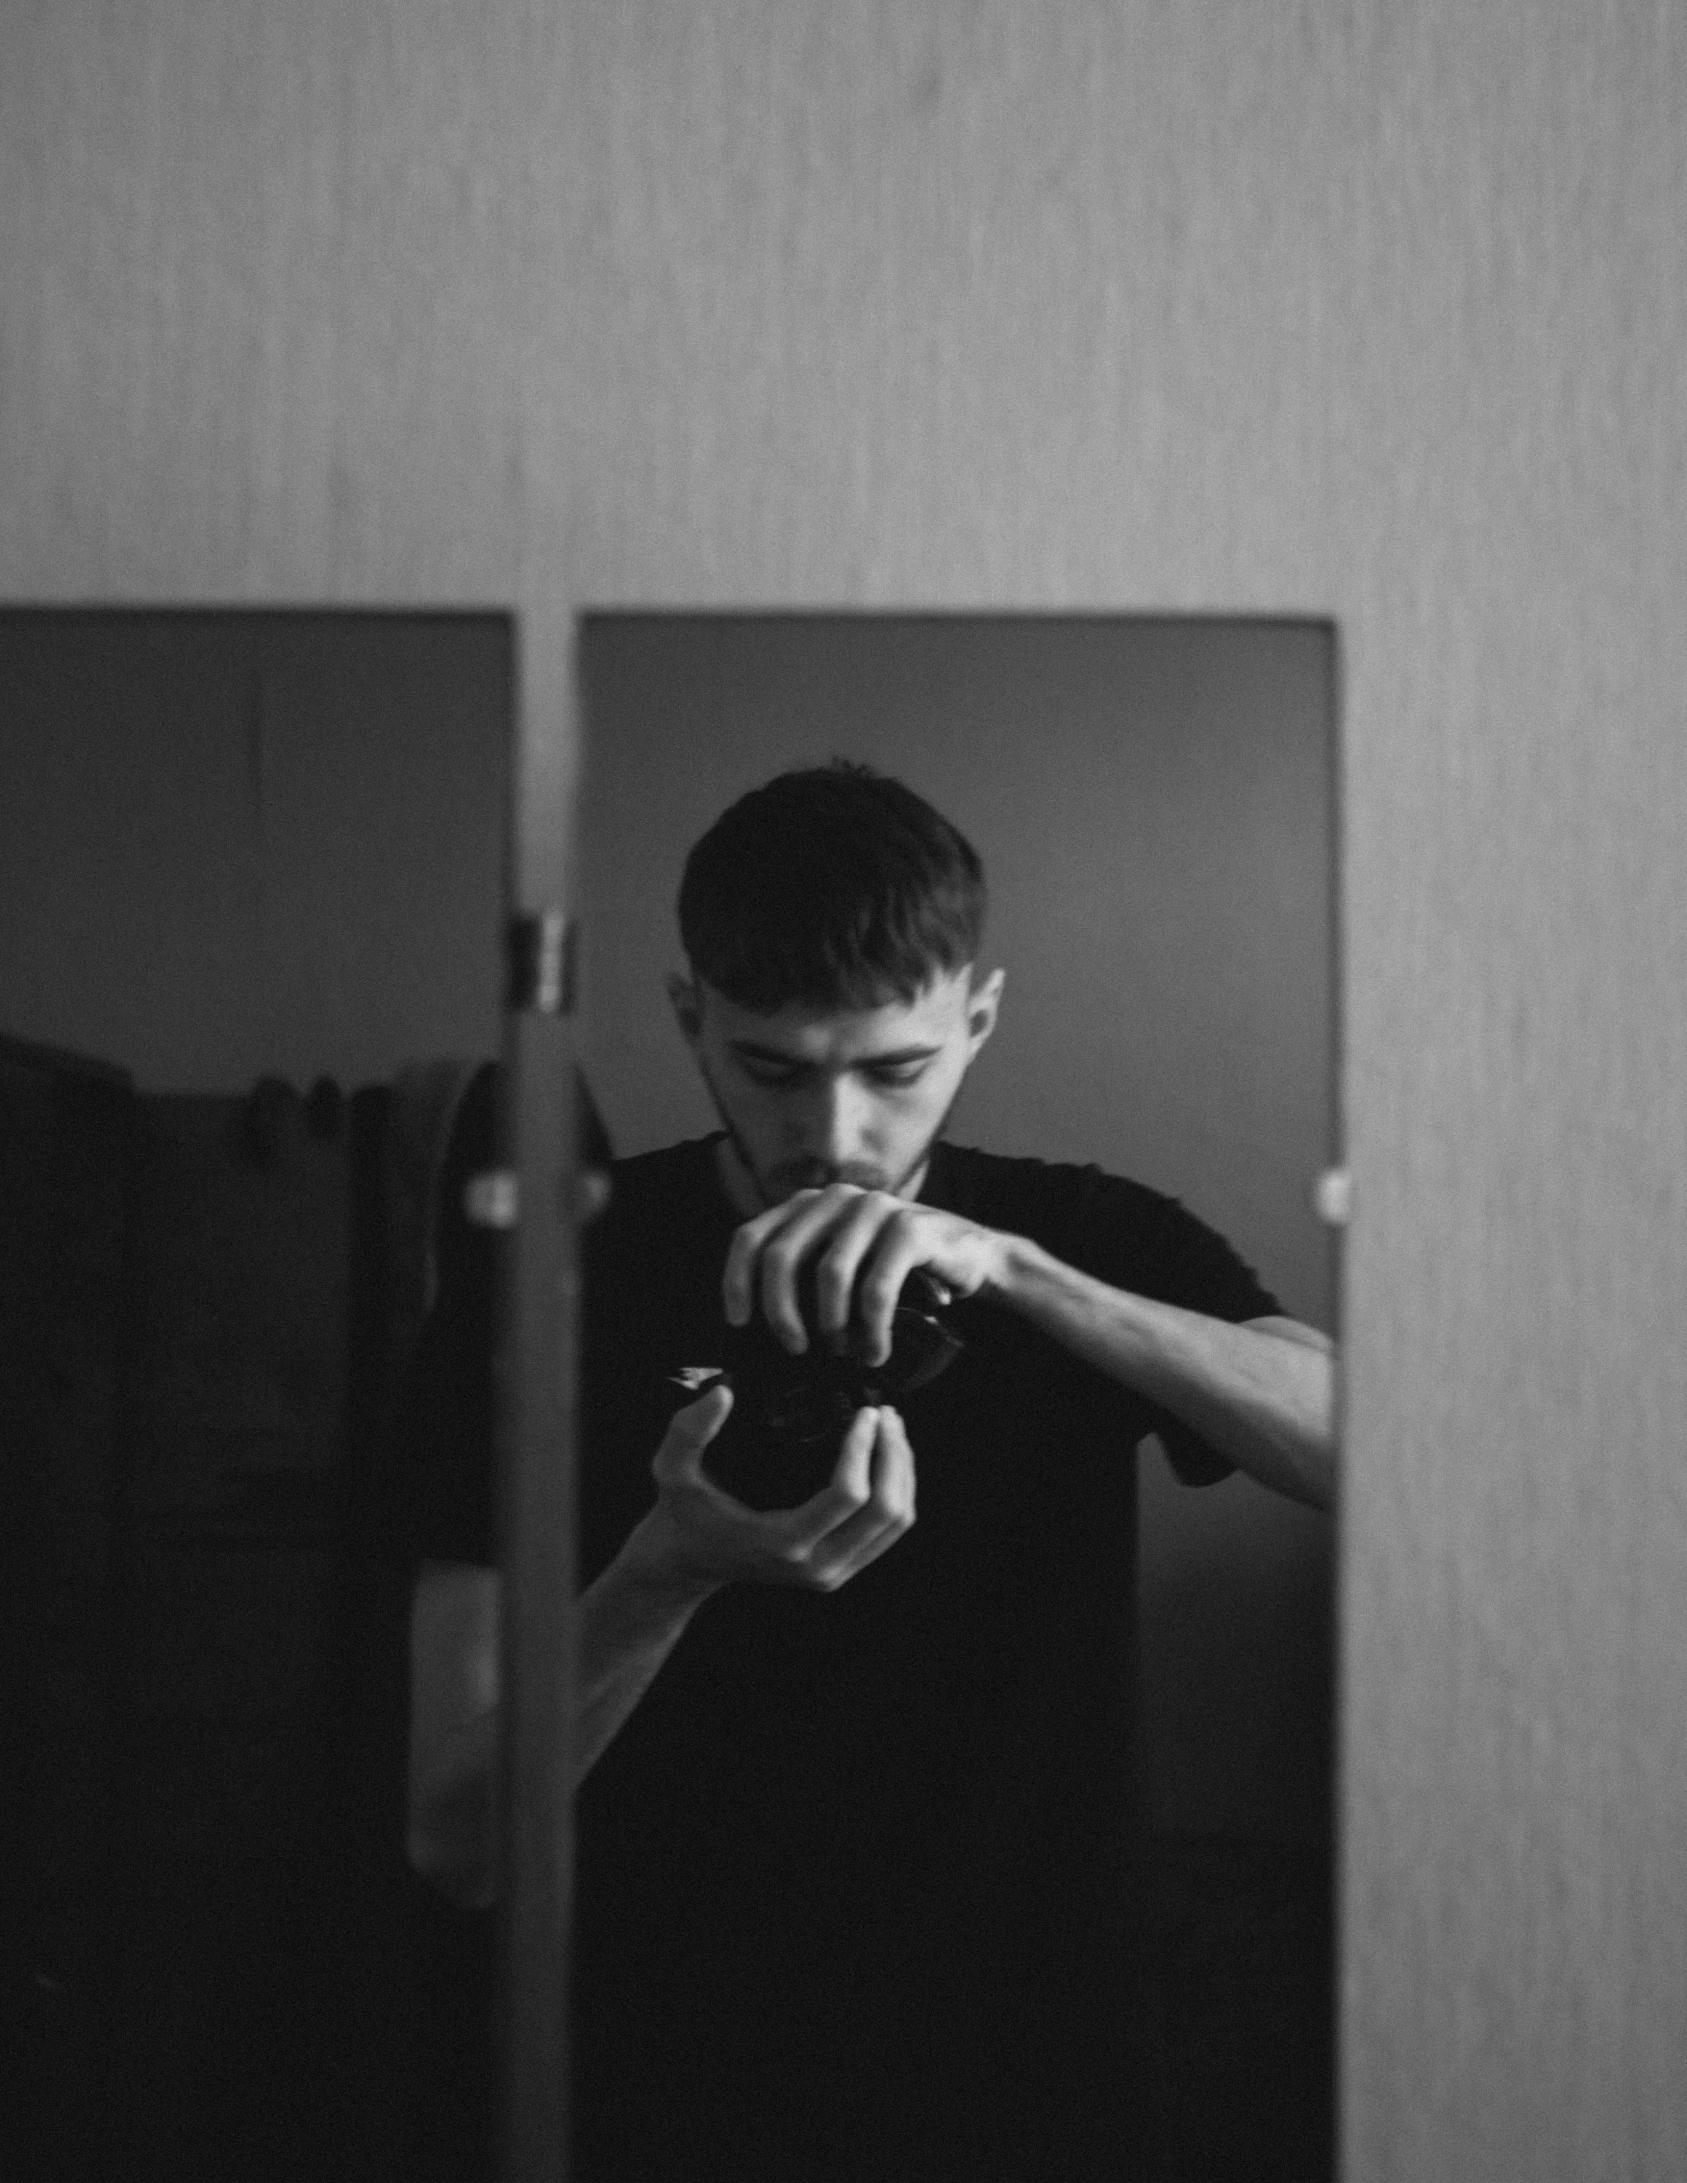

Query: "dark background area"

xmin=2 ymin=613 xmax=509 ymax=2179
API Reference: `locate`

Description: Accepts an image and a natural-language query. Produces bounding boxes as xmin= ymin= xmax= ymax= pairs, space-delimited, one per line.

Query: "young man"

xmin=406 ymin=763 xmax=1336 ymax=2180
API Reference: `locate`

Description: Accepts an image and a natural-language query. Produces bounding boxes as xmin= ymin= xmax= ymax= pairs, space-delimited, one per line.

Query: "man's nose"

xmin=798 ymin=1076 xmax=870 ymax=1165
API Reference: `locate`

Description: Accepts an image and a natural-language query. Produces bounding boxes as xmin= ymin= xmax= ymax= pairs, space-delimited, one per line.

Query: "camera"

xmin=672 ymin=1268 xmax=964 ymax=1510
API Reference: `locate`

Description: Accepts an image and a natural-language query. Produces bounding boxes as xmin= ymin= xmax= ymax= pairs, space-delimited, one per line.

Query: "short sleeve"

xmin=1062 ymin=1170 xmax=1283 ymax=1488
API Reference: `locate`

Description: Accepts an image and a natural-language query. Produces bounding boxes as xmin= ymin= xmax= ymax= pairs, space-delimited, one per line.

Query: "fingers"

xmin=812 ymin=1406 xmax=917 ymax=1586
xmin=754 ymin=1192 xmax=854 ymax=1353
xmin=722 ymin=1195 xmax=820 ymax=1339
xmin=851 ymin=1226 xmax=927 ymax=1368
xmin=811 ymin=1205 xmax=925 ymax=1366
xmin=651 ymin=1404 xmax=916 ymax=1598
xmin=722 ymin=1186 xmax=916 ymax=1356
xmin=770 ymin=1407 xmax=916 ymax=1590
xmin=810 ymin=1195 xmax=893 ymax=1352
xmin=649 ymin=1382 xmax=735 ymax=1487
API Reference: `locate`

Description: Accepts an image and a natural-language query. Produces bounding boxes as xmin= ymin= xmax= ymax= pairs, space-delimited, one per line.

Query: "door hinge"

xmin=506 ymin=910 xmax=576 ymax=1016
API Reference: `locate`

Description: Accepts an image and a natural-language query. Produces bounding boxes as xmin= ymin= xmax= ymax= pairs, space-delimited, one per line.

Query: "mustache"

xmin=769 ymin=1158 xmax=890 ymax=1194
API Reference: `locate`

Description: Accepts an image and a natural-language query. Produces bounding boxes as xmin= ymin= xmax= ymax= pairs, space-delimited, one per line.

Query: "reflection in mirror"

xmin=565 ymin=613 xmax=1340 ymax=2181
xmin=1 ymin=606 xmax=1337 ymax=2181
xmin=0 ymin=609 xmax=511 ymax=2180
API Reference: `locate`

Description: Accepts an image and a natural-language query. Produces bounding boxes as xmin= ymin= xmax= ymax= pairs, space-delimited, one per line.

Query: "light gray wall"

xmin=4 ymin=5 xmax=1684 ymax=2174
xmin=579 ymin=611 xmax=1337 ymax=1842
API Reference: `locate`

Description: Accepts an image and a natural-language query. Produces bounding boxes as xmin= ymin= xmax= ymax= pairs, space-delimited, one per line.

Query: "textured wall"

xmin=0 ymin=0 xmax=573 ymax=901
xmin=4 ymin=3 xmax=1684 ymax=2176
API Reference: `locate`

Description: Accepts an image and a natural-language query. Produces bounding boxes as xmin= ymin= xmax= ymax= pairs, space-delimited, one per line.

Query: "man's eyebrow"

xmin=728 ymin=1042 xmax=808 ymax=1066
xmin=728 ymin=1041 xmax=942 ymax=1066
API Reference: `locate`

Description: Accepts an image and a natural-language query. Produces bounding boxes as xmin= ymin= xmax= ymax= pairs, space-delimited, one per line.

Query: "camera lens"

xmin=678 ymin=1269 xmax=964 ymax=1509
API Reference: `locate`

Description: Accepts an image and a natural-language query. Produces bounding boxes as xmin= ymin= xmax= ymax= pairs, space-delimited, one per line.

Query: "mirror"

xmin=572 ymin=612 xmax=1339 ymax=2180
xmin=0 ymin=607 xmax=513 ymax=2180
xmin=1 ymin=605 xmax=1337 ymax=2181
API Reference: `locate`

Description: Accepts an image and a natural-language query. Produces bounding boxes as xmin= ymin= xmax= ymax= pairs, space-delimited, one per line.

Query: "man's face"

xmin=669 ymin=966 xmax=1004 ymax=1211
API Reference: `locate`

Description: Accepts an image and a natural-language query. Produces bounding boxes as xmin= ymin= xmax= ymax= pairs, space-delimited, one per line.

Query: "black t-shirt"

xmin=405 ymin=1128 xmax=1280 ymax=2180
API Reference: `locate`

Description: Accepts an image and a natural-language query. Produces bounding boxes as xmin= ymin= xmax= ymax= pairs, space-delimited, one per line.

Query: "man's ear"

xmin=965 ymin=967 xmax=1005 ymax=1052
xmin=667 ymin=970 xmax=703 ymax=1047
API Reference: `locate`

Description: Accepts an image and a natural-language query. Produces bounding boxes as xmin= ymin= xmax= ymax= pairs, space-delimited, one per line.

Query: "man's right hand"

xmin=412 ymin=1387 xmax=918 ymax=1898
xmin=620 ymin=1383 xmax=917 ymax=1602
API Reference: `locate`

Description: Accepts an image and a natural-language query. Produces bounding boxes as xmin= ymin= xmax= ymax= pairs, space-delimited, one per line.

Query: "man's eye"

xmin=742 ymin=1063 xmax=803 ymax=1089
xmin=866 ymin=1066 xmax=927 ymax=1089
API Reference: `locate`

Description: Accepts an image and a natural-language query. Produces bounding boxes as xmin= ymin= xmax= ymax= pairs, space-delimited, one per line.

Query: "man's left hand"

xmin=722 ymin=1185 xmax=1008 ymax=1364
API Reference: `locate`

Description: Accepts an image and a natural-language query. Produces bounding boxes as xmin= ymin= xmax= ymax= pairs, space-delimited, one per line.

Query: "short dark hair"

xmin=677 ymin=762 xmax=987 ymax=1011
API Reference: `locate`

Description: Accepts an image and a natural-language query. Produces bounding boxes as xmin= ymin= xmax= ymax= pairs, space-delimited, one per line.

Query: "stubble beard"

xmin=695 ymin=1058 xmax=960 ymax=1212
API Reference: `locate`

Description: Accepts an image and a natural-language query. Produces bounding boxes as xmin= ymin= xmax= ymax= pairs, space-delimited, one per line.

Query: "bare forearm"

xmin=989 ymin=1236 xmax=1337 ymax=1509
xmin=409 ymin=1529 xmax=717 ymax=1906
xmin=575 ymin=1517 xmax=719 ymax=1781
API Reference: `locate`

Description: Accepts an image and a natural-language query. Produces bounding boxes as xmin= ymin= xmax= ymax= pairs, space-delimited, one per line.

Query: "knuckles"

xmin=814 ymin=1260 xmax=854 ymax=1310
xmin=735 ymin=1192 xmax=945 ymax=1331
xmin=759 ymin=1238 xmax=804 ymax=1286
